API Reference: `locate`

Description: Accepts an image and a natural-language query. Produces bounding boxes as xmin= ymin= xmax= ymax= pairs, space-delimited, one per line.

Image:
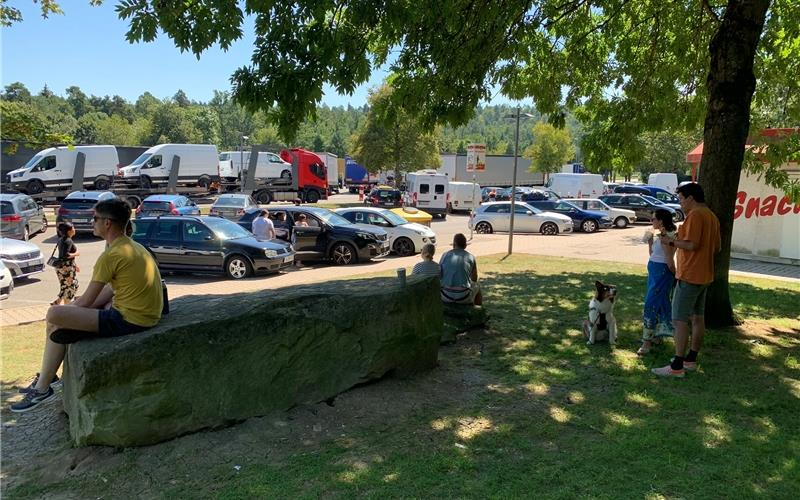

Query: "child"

xmin=638 ymin=209 xmax=677 ymax=355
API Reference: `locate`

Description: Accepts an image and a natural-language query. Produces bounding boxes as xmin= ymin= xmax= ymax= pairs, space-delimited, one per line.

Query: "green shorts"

xmin=671 ymin=280 xmax=709 ymax=322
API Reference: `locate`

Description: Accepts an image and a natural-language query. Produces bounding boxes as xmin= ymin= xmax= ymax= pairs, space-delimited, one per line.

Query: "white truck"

xmin=7 ymin=145 xmax=119 ymax=194
xmin=545 ymin=173 xmax=604 ymax=198
xmin=448 ymin=181 xmax=481 ymax=213
xmin=219 ymin=151 xmax=293 ymax=182
xmin=118 ymin=144 xmax=219 ymax=188
xmin=405 ymin=170 xmax=450 ymax=218
xmin=439 ymin=153 xmax=545 ymax=186
xmin=648 ymin=173 xmax=678 ymax=193
xmin=313 ymin=151 xmax=340 ymax=193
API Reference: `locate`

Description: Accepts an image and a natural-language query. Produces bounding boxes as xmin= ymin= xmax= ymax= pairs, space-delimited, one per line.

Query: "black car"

xmin=599 ymin=194 xmax=678 ymax=222
xmin=365 ymin=187 xmax=403 ymax=208
xmin=280 ymin=206 xmax=390 ymax=265
xmin=132 ymin=215 xmax=294 ymax=279
xmin=235 ymin=207 xmax=292 ymax=241
xmin=56 ymin=190 xmax=118 ymax=234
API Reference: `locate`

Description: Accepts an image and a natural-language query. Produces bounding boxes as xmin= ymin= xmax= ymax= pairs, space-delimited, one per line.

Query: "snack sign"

xmin=466 ymin=143 xmax=486 ymax=172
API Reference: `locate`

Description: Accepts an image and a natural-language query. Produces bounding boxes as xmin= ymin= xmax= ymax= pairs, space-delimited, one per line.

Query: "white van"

xmin=218 ymin=151 xmax=292 ymax=182
xmin=118 ymin=144 xmax=219 ymax=188
xmin=7 ymin=145 xmax=119 ymax=194
xmin=448 ymin=181 xmax=481 ymax=213
xmin=545 ymin=173 xmax=604 ymax=198
xmin=405 ymin=170 xmax=449 ymax=217
xmin=648 ymin=173 xmax=678 ymax=193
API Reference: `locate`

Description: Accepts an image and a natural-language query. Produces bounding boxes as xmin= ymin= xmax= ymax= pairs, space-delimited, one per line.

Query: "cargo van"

xmin=545 ymin=173 xmax=604 ymax=198
xmin=7 ymin=145 xmax=119 ymax=194
xmin=218 ymin=151 xmax=292 ymax=182
xmin=405 ymin=170 xmax=449 ymax=217
xmin=118 ymin=144 xmax=219 ymax=188
xmin=647 ymin=173 xmax=678 ymax=193
xmin=448 ymin=181 xmax=482 ymax=213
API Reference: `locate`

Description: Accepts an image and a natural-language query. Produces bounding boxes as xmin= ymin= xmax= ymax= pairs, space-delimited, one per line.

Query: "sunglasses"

xmin=92 ymin=215 xmax=112 ymax=222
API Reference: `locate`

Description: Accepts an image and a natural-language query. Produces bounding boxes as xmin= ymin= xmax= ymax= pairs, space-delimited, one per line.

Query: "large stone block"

xmin=62 ymin=275 xmax=443 ymax=447
xmin=442 ymin=303 xmax=489 ymax=343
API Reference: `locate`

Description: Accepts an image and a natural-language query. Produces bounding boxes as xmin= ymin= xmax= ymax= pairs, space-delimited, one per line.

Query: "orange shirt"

xmin=676 ymin=206 xmax=721 ymax=285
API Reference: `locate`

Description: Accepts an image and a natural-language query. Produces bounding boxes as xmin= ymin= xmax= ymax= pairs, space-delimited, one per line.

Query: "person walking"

xmin=412 ymin=243 xmax=440 ymax=278
xmin=638 ymin=209 xmax=677 ymax=355
xmin=251 ymin=209 xmax=276 ymax=240
xmin=51 ymin=222 xmax=80 ymax=305
xmin=652 ymin=183 xmax=721 ymax=377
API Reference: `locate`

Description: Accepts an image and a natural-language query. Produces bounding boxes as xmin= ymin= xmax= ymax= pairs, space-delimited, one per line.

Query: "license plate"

xmin=283 ymin=256 xmax=294 ymax=263
xmin=71 ymin=218 xmax=88 ymax=223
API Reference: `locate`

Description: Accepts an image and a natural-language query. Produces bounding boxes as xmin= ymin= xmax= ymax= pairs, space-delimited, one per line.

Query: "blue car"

xmin=135 ymin=195 xmax=201 ymax=218
xmin=527 ymin=200 xmax=613 ymax=233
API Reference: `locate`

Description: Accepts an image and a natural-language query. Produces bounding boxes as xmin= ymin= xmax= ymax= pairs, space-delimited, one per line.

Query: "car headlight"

xmin=356 ymin=232 xmax=376 ymax=240
xmin=264 ymin=249 xmax=278 ymax=258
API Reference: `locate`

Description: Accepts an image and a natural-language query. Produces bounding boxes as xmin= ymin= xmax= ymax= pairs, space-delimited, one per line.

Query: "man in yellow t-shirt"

xmin=652 ymin=183 xmax=721 ymax=378
xmin=12 ymin=198 xmax=163 ymax=413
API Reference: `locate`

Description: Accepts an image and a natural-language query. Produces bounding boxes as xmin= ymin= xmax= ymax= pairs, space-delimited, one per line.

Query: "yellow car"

xmin=389 ymin=206 xmax=433 ymax=227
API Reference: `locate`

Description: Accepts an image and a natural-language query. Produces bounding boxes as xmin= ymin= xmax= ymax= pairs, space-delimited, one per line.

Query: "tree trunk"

xmin=699 ymin=0 xmax=770 ymax=328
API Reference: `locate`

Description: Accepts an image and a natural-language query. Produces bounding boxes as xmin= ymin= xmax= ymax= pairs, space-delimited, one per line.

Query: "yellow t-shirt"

xmin=676 ymin=206 xmax=721 ymax=285
xmin=92 ymin=236 xmax=163 ymax=327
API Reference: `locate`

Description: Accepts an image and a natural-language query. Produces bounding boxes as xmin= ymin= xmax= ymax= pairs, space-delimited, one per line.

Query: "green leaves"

xmin=524 ymin=121 xmax=574 ymax=175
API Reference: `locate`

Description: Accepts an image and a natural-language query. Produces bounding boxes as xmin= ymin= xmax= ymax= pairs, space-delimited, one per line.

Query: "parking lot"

xmin=2 ymin=193 xmax=797 ymax=327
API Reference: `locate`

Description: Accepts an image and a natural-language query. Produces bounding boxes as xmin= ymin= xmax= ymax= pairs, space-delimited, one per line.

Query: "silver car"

xmin=469 ymin=201 xmax=573 ymax=235
xmin=0 ymin=237 xmax=45 ymax=280
xmin=210 ymin=194 xmax=259 ymax=220
xmin=0 ymin=193 xmax=48 ymax=240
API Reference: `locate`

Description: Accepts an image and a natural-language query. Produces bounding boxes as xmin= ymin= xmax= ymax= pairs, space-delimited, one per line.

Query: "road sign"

xmin=466 ymin=143 xmax=486 ymax=172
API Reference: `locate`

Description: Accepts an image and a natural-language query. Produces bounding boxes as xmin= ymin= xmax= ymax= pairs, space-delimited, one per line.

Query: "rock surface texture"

xmin=62 ymin=275 xmax=443 ymax=447
xmin=442 ymin=304 xmax=489 ymax=343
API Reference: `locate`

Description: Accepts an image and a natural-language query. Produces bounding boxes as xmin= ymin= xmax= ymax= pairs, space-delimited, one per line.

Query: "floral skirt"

xmin=55 ymin=262 xmax=79 ymax=302
xmin=643 ymin=260 xmax=674 ymax=338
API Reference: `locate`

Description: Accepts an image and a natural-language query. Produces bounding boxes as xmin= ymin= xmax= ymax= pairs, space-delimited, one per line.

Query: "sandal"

xmin=637 ymin=341 xmax=653 ymax=356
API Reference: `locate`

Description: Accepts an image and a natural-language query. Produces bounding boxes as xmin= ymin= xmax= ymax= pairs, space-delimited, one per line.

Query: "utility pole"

xmin=505 ymin=107 xmax=533 ymax=255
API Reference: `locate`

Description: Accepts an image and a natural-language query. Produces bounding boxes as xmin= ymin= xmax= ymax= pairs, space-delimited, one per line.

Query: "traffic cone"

xmin=358 ymin=186 xmax=364 ymax=201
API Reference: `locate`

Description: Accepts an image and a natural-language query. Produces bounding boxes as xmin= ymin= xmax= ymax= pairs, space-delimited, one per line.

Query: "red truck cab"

xmin=279 ymin=148 xmax=328 ymax=202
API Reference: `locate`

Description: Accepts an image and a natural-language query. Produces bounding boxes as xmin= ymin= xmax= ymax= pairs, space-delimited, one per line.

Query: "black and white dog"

xmin=583 ymin=280 xmax=618 ymax=346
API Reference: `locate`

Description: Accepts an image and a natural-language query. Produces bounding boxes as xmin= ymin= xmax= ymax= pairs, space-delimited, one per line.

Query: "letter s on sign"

xmin=734 ymin=191 xmax=746 ymax=219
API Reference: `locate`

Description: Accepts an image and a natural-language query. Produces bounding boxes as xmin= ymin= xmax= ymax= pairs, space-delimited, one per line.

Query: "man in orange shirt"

xmin=652 ymin=183 xmax=721 ymax=377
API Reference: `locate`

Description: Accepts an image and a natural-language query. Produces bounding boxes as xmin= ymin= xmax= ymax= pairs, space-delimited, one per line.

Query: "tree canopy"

xmin=524 ymin=122 xmax=575 ymax=178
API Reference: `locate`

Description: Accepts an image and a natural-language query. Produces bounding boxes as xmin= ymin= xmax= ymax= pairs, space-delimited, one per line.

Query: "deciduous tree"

xmin=524 ymin=122 xmax=574 ymax=181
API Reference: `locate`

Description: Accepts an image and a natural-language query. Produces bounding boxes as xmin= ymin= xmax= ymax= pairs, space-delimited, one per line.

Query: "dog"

xmin=583 ymin=280 xmax=618 ymax=346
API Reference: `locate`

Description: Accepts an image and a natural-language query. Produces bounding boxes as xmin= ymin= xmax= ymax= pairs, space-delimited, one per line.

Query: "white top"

xmin=650 ymin=231 xmax=675 ymax=264
xmin=252 ymin=217 xmax=274 ymax=240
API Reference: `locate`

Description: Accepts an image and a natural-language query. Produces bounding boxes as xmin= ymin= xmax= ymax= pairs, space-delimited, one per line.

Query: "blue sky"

xmin=1 ymin=2 xmax=516 ymax=108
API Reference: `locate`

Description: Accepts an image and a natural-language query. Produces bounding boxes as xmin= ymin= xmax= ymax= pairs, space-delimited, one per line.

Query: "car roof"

xmin=0 ymin=193 xmax=28 ymax=201
xmin=216 ymin=193 xmax=251 ymax=199
xmin=143 ymin=194 xmax=186 ymax=202
xmin=336 ymin=207 xmax=387 ymax=213
xmin=64 ymin=190 xmax=115 ymax=200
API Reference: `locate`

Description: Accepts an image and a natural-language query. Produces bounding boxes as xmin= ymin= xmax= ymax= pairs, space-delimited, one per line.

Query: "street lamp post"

xmin=239 ymin=134 xmax=249 ymax=192
xmin=505 ymin=107 xmax=533 ymax=255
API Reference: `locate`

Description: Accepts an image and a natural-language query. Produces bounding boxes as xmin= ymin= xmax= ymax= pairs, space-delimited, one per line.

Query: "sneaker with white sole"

xmin=10 ymin=386 xmax=55 ymax=413
xmin=18 ymin=373 xmax=61 ymax=394
xmin=651 ymin=364 xmax=685 ymax=378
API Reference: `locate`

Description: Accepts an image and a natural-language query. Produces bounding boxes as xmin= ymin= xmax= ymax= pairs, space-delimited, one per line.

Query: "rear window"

xmin=420 ymin=184 xmax=430 ymax=194
xmin=61 ymin=199 xmax=98 ymax=210
xmin=142 ymin=201 xmax=172 ymax=210
xmin=1 ymin=201 xmax=15 ymax=215
xmin=434 ymin=184 xmax=445 ymax=195
xmin=215 ymin=198 xmax=245 ymax=207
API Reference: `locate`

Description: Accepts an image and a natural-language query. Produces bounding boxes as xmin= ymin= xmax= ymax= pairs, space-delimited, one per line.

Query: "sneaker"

xmin=10 ymin=386 xmax=55 ymax=413
xmin=18 ymin=373 xmax=61 ymax=394
xmin=651 ymin=364 xmax=685 ymax=378
xmin=637 ymin=341 xmax=653 ymax=356
xmin=683 ymin=361 xmax=698 ymax=371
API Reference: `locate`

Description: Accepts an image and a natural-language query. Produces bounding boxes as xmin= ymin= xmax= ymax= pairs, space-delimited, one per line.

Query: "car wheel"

xmin=225 ymin=255 xmax=252 ymax=279
xmin=672 ymin=211 xmax=681 ymax=222
xmin=256 ymin=191 xmax=272 ymax=204
xmin=40 ymin=216 xmax=48 ymax=234
xmin=614 ymin=216 xmax=628 ymax=229
xmin=674 ymin=210 xmax=684 ymax=222
xmin=581 ymin=219 xmax=598 ymax=233
xmin=540 ymin=222 xmax=559 ymax=236
xmin=125 ymin=196 xmax=141 ymax=209
xmin=197 ymin=175 xmax=211 ymax=188
xmin=330 ymin=242 xmax=357 ymax=265
xmin=393 ymin=237 xmax=415 ymax=257
xmin=139 ymin=175 xmax=152 ymax=189
xmin=475 ymin=222 xmax=493 ymax=234
xmin=23 ymin=225 xmax=30 ymax=241
xmin=26 ymin=180 xmax=44 ymax=195
xmin=305 ymin=190 xmax=320 ymax=203
xmin=93 ymin=177 xmax=110 ymax=190
xmin=280 ymin=169 xmax=292 ymax=179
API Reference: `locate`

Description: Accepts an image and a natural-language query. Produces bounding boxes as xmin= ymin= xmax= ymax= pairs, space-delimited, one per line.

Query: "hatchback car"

xmin=469 ymin=201 xmax=573 ymax=235
xmin=235 ymin=207 xmax=292 ymax=241
xmin=365 ymin=187 xmax=403 ymax=208
xmin=563 ymin=198 xmax=636 ymax=228
xmin=599 ymin=194 xmax=678 ymax=222
xmin=0 ymin=193 xmax=48 ymax=240
xmin=56 ymin=190 xmax=118 ymax=234
xmin=209 ymin=194 xmax=259 ymax=220
xmin=132 ymin=215 xmax=294 ymax=279
xmin=280 ymin=206 xmax=390 ymax=265
xmin=0 ymin=237 xmax=45 ymax=279
xmin=135 ymin=195 xmax=201 ymax=218
xmin=526 ymin=200 xmax=613 ymax=232
xmin=335 ymin=207 xmax=437 ymax=256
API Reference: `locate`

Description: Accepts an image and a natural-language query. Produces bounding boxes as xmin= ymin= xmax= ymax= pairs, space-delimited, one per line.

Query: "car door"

xmin=622 ymin=196 xmax=650 ymax=220
xmin=20 ymin=197 xmax=40 ymax=233
xmin=489 ymin=204 xmax=511 ymax=231
xmin=513 ymin=204 xmax=538 ymax=232
xmin=181 ymin=220 xmax=223 ymax=269
xmin=148 ymin=219 xmax=183 ymax=268
xmin=290 ymin=212 xmax=325 ymax=258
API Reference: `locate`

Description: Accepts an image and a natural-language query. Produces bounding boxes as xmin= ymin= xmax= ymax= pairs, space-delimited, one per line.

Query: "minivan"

xmin=448 ymin=181 xmax=482 ymax=213
xmin=405 ymin=170 xmax=449 ymax=218
xmin=218 ymin=151 xmax=292 ymax=182
xmin=7 ymin=145 xmax=119 ymax=194
xmin=117 ymin=144 xmax=219 ymax=188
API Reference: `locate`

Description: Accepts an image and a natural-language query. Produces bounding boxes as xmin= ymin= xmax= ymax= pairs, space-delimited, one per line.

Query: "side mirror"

xmin=526 ymin=210 xmax=533 ymax=215
xmin=204 ymin=234 xmax=214 ymax=241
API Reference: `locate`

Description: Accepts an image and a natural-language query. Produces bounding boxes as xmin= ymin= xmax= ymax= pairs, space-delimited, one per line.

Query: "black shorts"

xmin=50 ymin=308 xmax=150 ymax=344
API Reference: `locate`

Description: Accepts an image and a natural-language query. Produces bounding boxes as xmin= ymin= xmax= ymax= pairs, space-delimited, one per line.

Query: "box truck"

xmin=545 ymin=173 xmax=604 ymax=198
xmin=314 ymin=151 xmax=340 ymax=193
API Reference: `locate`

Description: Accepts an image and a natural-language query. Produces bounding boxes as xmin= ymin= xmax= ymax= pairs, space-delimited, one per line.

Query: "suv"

xmin=131 ymin=215 xmax=294 ymax=279
xmin=526 ymin=200 xmax=613 ymax=232
xmin=599 ymin=194 xmax=678 ymax=222
xmin=281 ymin=206 xmax=390 ymax=265
xmin=365 ymin=187 xmax=403 ymax=208
xmin=56 ymin=190 xmax=118 ymax=234
xmin=136 ymin=195 xmax=201 ymax=218
xmin=0 ymin=193 xmax=48 ymax=240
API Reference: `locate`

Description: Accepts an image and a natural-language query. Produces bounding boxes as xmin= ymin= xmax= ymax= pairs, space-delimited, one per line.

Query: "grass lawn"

xmin=2 ymin=255 xmax=799 ymax=498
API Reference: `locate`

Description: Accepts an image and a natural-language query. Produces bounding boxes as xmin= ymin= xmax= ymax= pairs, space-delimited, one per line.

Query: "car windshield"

xmin=142 ymin=201 xmax=172 ymax=210
xmin=130 ymin=153 xmax=152 ymax=166
xmin=520 ymin=203 xmax=542 ymax=214
xmin=202 ymin=217 xmax=252 ymax=240
xmin=22 ymin=154 xmax=43 ymax=170
xmin=61 ymin=198 xmax=99 ymax=209
xmin=380 ymin=210 xmax=408 ymax=226
xmin=304 ymin=207 xmax=351 ymax=227
xmin=555 ymin=201 xmax=579 ymax=210
xmin=643 ymin=195 xmax=663 ymax=205
xmin=214 ymin=197 xmax=246 ymax=207
xmin=219 ymin=153 xmax=230 ymax=161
